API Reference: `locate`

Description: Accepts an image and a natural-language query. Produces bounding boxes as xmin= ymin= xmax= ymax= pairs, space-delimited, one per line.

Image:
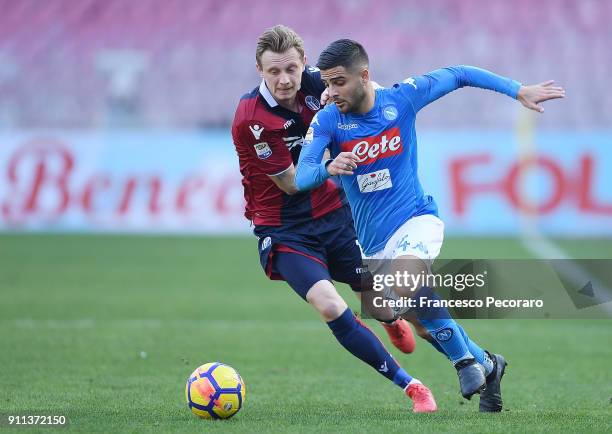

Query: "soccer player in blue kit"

xmin=295 ymin=39 xmax=565 ymax=411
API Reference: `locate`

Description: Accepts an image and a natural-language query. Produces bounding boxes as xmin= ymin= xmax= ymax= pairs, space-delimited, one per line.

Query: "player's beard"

xmin=344 ymin=84 xmax=367 ymax=113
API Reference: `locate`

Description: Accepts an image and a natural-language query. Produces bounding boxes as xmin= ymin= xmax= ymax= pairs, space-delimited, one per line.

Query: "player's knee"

xmin=394 ymin=284 xmax=424 ymax=298
xmin=390 ymin=255 xmax=429 ymax=297
xmin=306 ymin=280 xmax=348 ymax=321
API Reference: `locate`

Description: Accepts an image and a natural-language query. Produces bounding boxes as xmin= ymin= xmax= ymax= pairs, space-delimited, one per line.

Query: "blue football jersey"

xmin=295 ymin=66 xmax=521 ymax=255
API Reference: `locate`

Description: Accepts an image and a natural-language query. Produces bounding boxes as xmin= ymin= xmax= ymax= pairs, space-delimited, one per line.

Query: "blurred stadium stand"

xmin=0 ymin=0 xmax=610 ymax=129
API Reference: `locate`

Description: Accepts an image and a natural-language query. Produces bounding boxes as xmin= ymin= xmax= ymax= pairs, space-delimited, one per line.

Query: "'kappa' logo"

xmin=403 ymin=77 xmax=417 ymax=89
xmin=337 ymin=122 xmax=359 ymax=130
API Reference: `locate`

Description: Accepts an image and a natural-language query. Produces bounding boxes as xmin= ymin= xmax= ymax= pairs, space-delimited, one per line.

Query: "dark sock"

xmin=327 ymin=308 xmax=414 ymax=389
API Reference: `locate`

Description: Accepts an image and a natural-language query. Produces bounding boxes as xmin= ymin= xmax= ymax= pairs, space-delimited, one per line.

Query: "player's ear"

xmin=256 ymin=62 xmax=263 ymax=77
xmin=303 ymin=54 xmax=307 ymax=69
xmin=361 ymin=68 xmax=370 ymax=84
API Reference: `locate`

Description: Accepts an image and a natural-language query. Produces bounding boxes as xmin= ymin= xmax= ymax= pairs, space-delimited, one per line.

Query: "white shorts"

xmin=361 ymin=214 xmax=445 ymax=316
xmin=363 ymin=214 xmax=444 ymax=264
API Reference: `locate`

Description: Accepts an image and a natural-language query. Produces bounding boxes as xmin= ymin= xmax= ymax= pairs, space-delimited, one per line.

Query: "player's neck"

xmin=277 ymin=98 xmax=301 ymax=113
xmin=355 ymin=83 xmax=376 ymax=114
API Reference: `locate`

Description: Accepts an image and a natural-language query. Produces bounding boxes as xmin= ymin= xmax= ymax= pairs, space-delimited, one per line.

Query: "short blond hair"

xmin=256 ymin=25 xmax=305 ymax=66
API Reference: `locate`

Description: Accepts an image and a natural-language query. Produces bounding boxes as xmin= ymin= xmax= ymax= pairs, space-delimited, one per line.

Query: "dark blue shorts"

xmin=254 ymin=206 xmax=368 ymax=300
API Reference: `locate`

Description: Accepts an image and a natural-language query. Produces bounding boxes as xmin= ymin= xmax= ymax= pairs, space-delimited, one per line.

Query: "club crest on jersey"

xmin=341 ymin=127 xmax=403 ymax=165
xmin=357 ymin=168 xmax=393 ymax=193
xmin=249 ymin=124 xmax=264 ymax=140
xmin=254 ymin=142 xmax=272 ymax=159
xmin=383 ymin=105 xmax=398 ymax=121
xmin=261 ymin=236 xmax=272 ymax=251
xmin=305 ymin=95 xmax=321 ymax=111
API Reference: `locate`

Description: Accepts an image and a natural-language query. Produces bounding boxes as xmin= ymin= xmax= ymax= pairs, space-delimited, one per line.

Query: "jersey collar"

xmin=259 ymin=80 xmax=278 ymax=107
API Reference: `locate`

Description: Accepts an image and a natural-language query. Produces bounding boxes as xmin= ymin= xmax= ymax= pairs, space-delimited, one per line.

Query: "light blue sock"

xmin=457 ymin=324 xmax=494 ymax=376
xmin=425 ymin=336 xmax=449 ymax=359
xmin=413 ymin=287 xmax=472 ymax=363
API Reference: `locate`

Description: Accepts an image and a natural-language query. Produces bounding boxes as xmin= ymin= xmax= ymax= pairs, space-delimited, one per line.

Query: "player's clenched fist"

xmin=326 ymin=152 xmax=359 ymax=176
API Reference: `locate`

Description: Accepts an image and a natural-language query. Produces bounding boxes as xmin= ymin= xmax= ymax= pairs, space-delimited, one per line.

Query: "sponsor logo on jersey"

xmin=337 ymin=122 xmax=359 ymax=130
xmin=305 ymin=95 xmax=321 ymax=111
xmin=249 ymin=124 xmax=264 ymax=140
xmin=283 ymin=119 xmax=295 ymax=129
xmin=403 ymin=77 xmax=417 ymax=89
xmin=383 ymin=105 xmax=398 ymax=121
xmin=357 ymin=168 xmax=393 ymax=193
xmin=283 ymin=136 xmax=304 ymax=151
xmin=254 ymin=142 xmax=272 ymax=159
xmin=341 ymin=127 xmax=403 ymax=165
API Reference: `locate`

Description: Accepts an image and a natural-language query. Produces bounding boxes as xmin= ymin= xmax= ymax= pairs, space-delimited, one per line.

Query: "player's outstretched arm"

xmin=516 ymin=80 xmax=565 ymax=113
xmin=406 ymin=66 xmax=564 ymax=114
xmin=270 ymin=149 xmax=332 ymax=194
xmin=295 ymin=109 xmax=338 ymax=191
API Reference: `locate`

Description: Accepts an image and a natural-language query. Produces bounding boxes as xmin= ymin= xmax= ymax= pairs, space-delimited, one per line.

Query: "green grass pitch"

xmin=0 ymin=234 xmax=610 ymax=433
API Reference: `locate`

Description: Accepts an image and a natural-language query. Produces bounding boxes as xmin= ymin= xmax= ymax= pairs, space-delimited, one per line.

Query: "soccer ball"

xmin=185 ymin=362 xmax=246 ymax=419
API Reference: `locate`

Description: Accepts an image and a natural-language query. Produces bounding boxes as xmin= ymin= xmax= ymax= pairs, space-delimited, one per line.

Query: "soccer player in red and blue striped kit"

xmin=231 ymin=25 xmax=437 ymax=412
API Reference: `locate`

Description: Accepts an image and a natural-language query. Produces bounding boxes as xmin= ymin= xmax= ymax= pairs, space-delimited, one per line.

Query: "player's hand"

xmin=517 ymin=80 xmax=565 ymax=113
xmin=327 ymin=152 xmax=359 ymax=176
xmin=320 ymin=87 xmax=330 ymax=106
